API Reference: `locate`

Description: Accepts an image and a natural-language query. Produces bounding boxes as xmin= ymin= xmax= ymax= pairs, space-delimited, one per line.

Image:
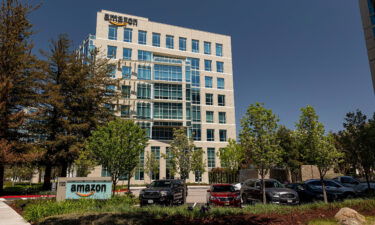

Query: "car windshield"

xmin=150 ymin=180 xmax=172 ymax=188
xmin=212 ymin=185 xmax=235 ymax=192
xmin=264 ymin=181 xmax=284 ymax=188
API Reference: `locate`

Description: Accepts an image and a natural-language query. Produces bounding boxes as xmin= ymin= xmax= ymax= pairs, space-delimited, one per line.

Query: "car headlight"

xmin=271 ymin=192 xmax=280 ymax=198
xmin=160 ymin=191 xmax=168 ymax=196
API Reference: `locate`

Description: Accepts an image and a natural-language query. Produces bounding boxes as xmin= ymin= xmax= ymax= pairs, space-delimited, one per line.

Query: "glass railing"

xmin=153 ymin=56 xmax=183 ymax=64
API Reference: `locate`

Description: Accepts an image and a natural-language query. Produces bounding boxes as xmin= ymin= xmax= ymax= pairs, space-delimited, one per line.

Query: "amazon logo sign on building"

xmin=59 ymin=178 xmax=112 ymax=200
xmin=104 ymin=13 xmax=138 ymax=26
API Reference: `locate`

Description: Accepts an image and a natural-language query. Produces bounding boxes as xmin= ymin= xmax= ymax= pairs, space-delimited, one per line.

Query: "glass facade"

xmin=108 ymin=25 xmax=117 ymax=40
xmin=192 ymin=106 xmax=201 ymax=122
xmin=151 ymin=146 xmax=160 ymax=180
xmin=135 ymin=150 xmax=145 ymax=180
xmin=152 ymin=33 xmax=160 ymax=47
xmin=123 ymin=48 xmax=132 ymax=60
xmin=122 ymin=66 xmax=131 ymax=79
xmin=205 ymin=93 xmax=213 ymax=105
xmin=204 ymin=41 xmax=211 ymax=54
xmin=121 ymin=85 xmax=131 ymax=98
xmin=137 ymin=102 xmax=151 ymax=119
xmin=207 ymin=148 xmax=215 ymax=168
xmin=192 ymin=89 xmax=200 ymax=104
xmin=219 ymin=112 xmax=226 ymax=124
xmin=217 ymin=61 xmax=224 ymax=73
xmin=138 ymin=30 xmax=147 ymax=45
xmin=205 ymin=76 xmax=213 ymax=88
xmin=192 ymin=39 xmax=199 ymax=53
xmin=154 ymin=64 xmax=182 ymax=81
xmin=216 ymin=43 xmax=223 ymax=56
xmin=138 ymin=50 xmax=152 ymax=61
xmin=192 ymin=124 xmax=201 ymax=141
xmin=217 ymin=78 xmax=224 ymax=89
xmin=179 ymin=37 xmax=186 ymax=51
xmin=124 ymin=28 xmax=132 ymax=42
xmin=165 ymin=147 xmax=174 ymax=179
xmin=206 ymin=111 xmax=214 ymax=123
xmin=154 ymin=83 xmax=182 ymax=100
xmin=166 ymin=35 xmax=174 ymax=49
xmin=154 ymin=103 xmax=183 ymax=119
xmin=137 ymin=83 xmax=151 ymax=99
xmin=204 ymin=60 xmax=212 ymax=71
xmin=137 ymin=65 xmax=151 ymax=80
xmin=107 ymin=45 xmax=117 ymax=58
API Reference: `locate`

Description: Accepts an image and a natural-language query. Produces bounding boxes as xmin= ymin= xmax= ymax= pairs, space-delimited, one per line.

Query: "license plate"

xmin=148 ymin=200 xmax=154 ymax=203
xmin=287 ymin=199 xmax=292 ymax=203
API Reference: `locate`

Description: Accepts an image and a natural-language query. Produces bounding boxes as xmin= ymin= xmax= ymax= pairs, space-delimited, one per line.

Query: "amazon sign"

xmin=65 ymin=180 xmax=112 ymax=200
xmin=104 ymin=13 xmax=138 ymax=27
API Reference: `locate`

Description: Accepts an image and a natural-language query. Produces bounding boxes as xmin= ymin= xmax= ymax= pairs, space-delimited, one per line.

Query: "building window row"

xmin=206 ymin=111 xmax=227 ymax=124
xmin=206 ymin=129 xmax=227 ymax=142
xmin=107 ymin=26 xmax=224 ymax=56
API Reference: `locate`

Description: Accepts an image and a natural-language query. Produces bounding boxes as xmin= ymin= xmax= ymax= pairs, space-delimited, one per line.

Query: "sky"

xmin=28 ymin=0 xmax=375 ymax=134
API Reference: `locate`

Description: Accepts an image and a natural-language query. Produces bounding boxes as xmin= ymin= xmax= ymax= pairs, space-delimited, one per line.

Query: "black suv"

xmin=240 ymin=178 xmax=299 ymax=205
xmin=139 ymin=179 xmax=187 ymax=206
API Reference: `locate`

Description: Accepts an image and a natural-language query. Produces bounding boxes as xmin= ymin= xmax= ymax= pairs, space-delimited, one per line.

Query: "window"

xmin=123 ymin=48 xmax=132 ymax=60
xmin=192 ymin=89 xmax=200 ymax=104
xmin=137 ymin=83 xmax=151 ymax=99
xmin=137 ymin=65 xmax=151 ymax=80
xmin=102 ymin=168 xmax=128 ymax=180
xmin=165 ymin=147 xmax=174 ymax=179
xmin=217 ymin=78 xmax=224 ymax=89
xmin=219 ymin=112 xmax=226 ymax=124
xmin=108 ymin=64 xmax=116 ymax=78
xmin=107 ymin=45 xmax=117 ymax=59
xmin=179 ymin=37 xmax=186 ymax=51
xmin=151 ymin=147 xmax=160 ymax=180
xmin=154 ymin=83 xmax=182 ymax=100
xmin=190 ymin=58 xmax=200 ymax=69
xmin=154 ymin=64 xmax=182 ymax=82
xmin=368 ymin=0 xmax=375 ymax=15
xmin=207 ymin=148 xmax=215 ymax=168
xmin=218 ymin=95 xmax=225 ymax=106
xmin=217 ymin=61 xmax=224 ymax=73
xmin=192 ymin=39 xmax=199 ymax=53
xmin=152 ymin=33 xmax=160 ymax=47
xmin=121 ymin=85 xmax=131 ymax=98
xmin=153 ymin=103 xmax=183 ymax=119
xmin=108 ymin=25 xmax=117 ymax=40
xmin=205 ymin=76 xmax=213 ymax=88
xmin=204 ymin=60 xmax=212 ymax=71
xmin=186 ymin=103 xmax=191 ymax=120
xmin=191 ymin=70 xmax=200 ymax=87
xmin=138 ymin=30 xmax=147 ymax=45
xmin=124 ymin=28 xmax=132 ymax=42
xmin=137 ymin=102 xmax=151 ymax=119
xmin=135 ymin=150 xmax=144 ymax=180
xmin=138 ymin=50 xmax=152 ymax=61
xmin=219 ymin=130 xmax=227 ymax=142
xmin=138 ymin=122 xmax=151 ymax=138
xmin=207 ymin=129 xmax=214 ymax=141
xmin=106 ymin=85 xmax=116 ymax=95
xmin=206 ymin=111 xmax=214 ymax=123
xmin=166 ymin=35 xmax=174 ymax=49
xmin=205 ymin=93 xmax=213 ymax=105
xmin=195 ymin=170 xmax=202 ymax=182
xmin=122 ymin=66 xmax=131 ymax=79
xmin=192 ymin=124 xmax=201 ymax=141
xmin=121 ymin=105 xmax=130 ymax=117
xmin=192 ymin=106 xmax=201 ymax=122
xmin=204 ymin=42 xmax=211 ymax=54
xmin=216 ymin=43 xmax=223 ymax=56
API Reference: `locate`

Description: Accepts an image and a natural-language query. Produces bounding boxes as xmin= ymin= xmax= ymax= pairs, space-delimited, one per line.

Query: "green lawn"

xmin=309 ymin=216 xmax=375 ymax=225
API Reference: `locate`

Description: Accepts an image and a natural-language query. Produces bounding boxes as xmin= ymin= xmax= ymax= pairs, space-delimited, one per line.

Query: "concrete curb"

xmin=0 ymin=201 xmax=30 ymax=225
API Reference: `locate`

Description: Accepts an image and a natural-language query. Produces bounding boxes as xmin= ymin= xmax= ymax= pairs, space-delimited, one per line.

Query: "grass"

xmin=21 ymin=197 xmax=375 ymax=223
xmin=308 ymin=216 xmax=375 ymax=225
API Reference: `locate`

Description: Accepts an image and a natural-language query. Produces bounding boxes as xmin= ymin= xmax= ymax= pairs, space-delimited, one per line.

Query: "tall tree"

xmin=86 ymin=119 xmax=148 ymax=194
xmin=217 ymin=138 xmax=245 ymax=171
xmin=296 ymin=105 xmax=343 ymax=203
xmin=145 ymin=151 xmax=160 ymax=182
xmin=0 ymin=0 xmax=42 ymax=193
xmin=240 ymin=102 xmax=283 ymax=204
xmin=37 ymin=34 xmax=116 ymax=189
xmin=276 ymin=126 xmax=302 ymax=182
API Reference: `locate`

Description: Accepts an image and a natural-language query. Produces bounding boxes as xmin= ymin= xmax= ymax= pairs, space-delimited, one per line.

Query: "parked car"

xmin=240 ymin=178 xmax=299 ymax=205
xmin=333 ymin=176 xmax=375 ymax=195
xmin=206 ymin=184 xmax=241 ymax=207
xmin=139 ymin=179 xmax=187 ymax=206
xmin=287 ymin=183 xmax=340 ymax=203
xmin=304 ymin=179 xmax=356 ymax=200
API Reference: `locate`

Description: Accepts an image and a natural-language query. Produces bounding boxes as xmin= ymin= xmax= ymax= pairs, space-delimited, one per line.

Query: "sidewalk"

xmin=0 ymin=201 xmax=30 ymax=225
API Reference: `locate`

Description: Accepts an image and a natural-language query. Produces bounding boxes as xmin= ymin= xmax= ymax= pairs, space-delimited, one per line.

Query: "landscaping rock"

xmin=334 ymin=207 xmax=366 ymax=225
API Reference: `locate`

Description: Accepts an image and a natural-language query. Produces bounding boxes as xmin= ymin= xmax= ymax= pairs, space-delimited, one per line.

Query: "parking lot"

xmin=131 ymin=186 xmax=209 ymax=204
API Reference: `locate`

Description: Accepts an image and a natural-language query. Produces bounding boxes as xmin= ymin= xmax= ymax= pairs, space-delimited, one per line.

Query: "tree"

xmin=168 ymin=128 xmax=203 ymax=201
xmin=296 ymin=105 xmax=343 ymax=203
xmin=217 ymin=138 xmax=245 ymax=171
xmin=86 ymin=119 xmax=148 ymax=194
xmin=240 ymin=102 xmax=283 ymax=204
xmin=36 ymin=34 xmax=116 ymax=189
xmin=276 ymin=126 xmax=303 ymax=182
xmin=191 ymin=148 xmax=205 ymax=183
xmin=145 ymin=151 xmax=160 ymax=182
xmin=0 ymin=0 xmax=43 ymax=193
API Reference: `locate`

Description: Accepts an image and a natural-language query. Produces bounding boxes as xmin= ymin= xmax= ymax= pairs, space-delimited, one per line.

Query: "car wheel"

xmin=345 ymin=193 xmax=355 ymax=199
xmin=242 ymin=194 xmax=248 ymax=205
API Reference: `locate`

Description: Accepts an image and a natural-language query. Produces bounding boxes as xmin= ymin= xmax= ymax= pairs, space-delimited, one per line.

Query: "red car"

xmin=206 ymin=184 xmax=241 ymax=207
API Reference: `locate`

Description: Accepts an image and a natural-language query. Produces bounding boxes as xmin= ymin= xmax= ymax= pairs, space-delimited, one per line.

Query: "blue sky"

xmin=29 ymin=0 xmax=375 ymax=134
